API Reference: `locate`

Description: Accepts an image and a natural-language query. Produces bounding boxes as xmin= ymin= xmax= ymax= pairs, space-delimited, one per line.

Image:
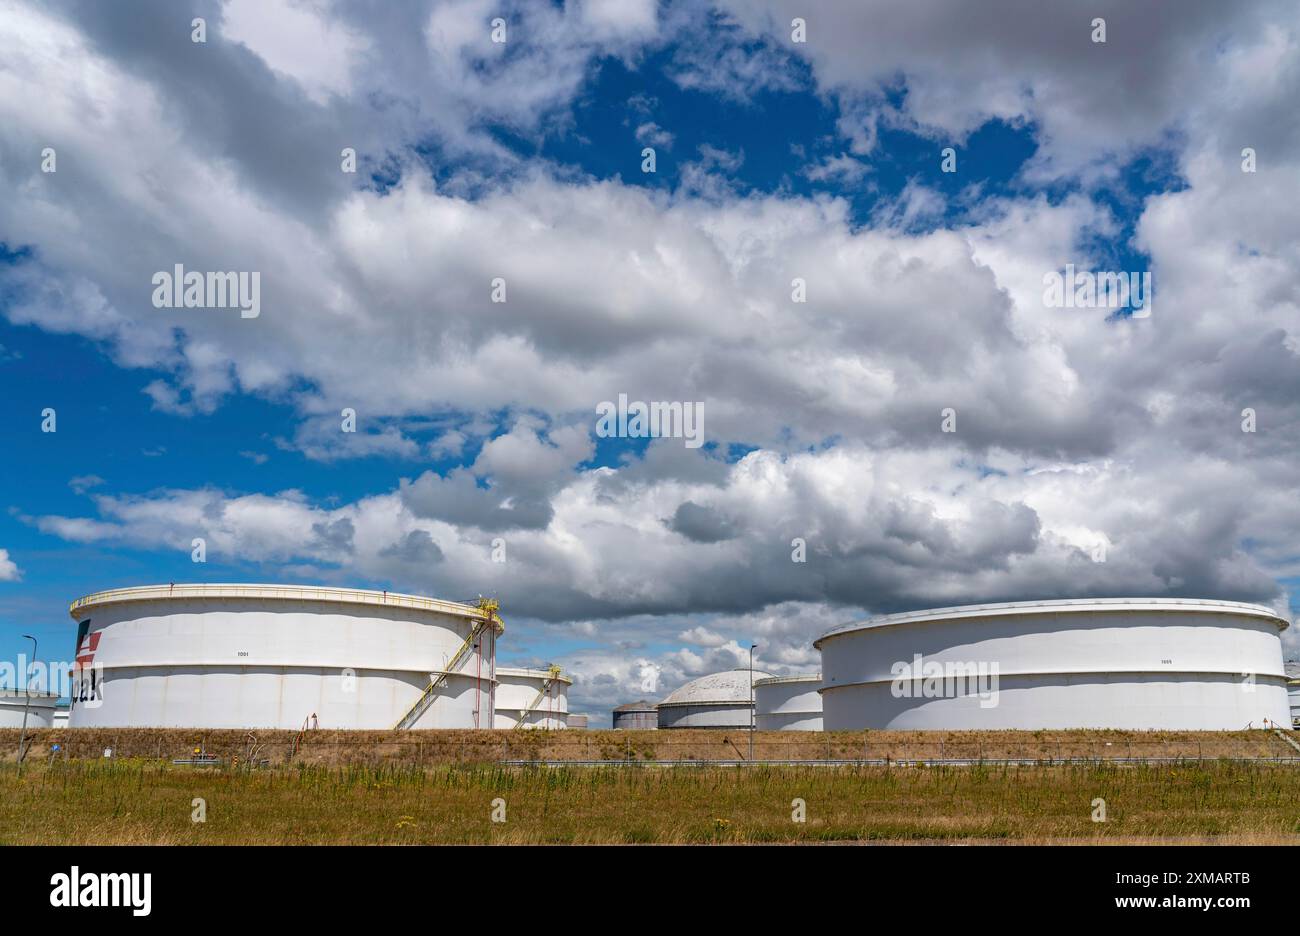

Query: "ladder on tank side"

xmin=393 ymin=599 xmax=500 ymax=730
xmin=512 ymin=665 xmax=564 ymax=730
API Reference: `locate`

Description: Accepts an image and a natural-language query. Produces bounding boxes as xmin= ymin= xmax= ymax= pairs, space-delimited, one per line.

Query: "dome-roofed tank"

xmin=657 ymin=668 xmax=773 ymax=729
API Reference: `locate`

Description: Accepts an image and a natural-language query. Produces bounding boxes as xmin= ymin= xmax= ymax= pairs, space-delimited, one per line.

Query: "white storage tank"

xmin=66 ymin=584 xmax=503 ymax=730
xmin=611 ymin=701 xmax=658 ymax=730
xmin=0 ymin=689 xmax=59 ymax=728
xmin=657 ymin=668 xmax=773 ymax=729
xmin=568 ymin=713 xmax=589 ymax=729
xmin=754 ymin=674 xmax=823 ymax=731
xmin=816 ymin=598 xmax=1292 ymax=731
xmin=493 ymin=666 xmax=570 ymax=729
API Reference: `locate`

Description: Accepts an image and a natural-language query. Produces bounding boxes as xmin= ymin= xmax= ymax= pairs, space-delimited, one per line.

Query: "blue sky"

xmin=1 ymin=0 xmax=1298 ymax=714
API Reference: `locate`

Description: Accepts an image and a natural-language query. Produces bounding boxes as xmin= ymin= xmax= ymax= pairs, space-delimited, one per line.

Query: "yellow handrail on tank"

xmin=512 ymin=664 xmax=564 ymax=730
xmin=393 ymin=597 xmax=502 ymax=730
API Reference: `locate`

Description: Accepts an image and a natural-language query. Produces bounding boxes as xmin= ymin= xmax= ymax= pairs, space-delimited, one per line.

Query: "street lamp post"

xmin=749 ymin=643 xmax=757 ymax=762
xmin=18 ymin=634 xmax=36 ymax=765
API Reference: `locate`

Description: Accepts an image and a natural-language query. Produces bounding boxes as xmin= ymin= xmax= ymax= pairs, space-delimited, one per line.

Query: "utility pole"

xmin=18 ymin=634 xmax=36 ymax=766
xmin=749 ymin=643 xmax=757 ymax=762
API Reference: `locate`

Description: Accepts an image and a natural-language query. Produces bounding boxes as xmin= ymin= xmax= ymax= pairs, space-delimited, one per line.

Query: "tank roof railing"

xmin=69 ymin=583 xmax=500 ymax=628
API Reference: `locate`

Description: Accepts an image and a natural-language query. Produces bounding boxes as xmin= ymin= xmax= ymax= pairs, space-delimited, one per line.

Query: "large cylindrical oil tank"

xmin=611 ymin=701 xmax=657 ymax=730
xmin=754 ymin=675 xmax=823 ymax=731
xmin=0 ymin=690 xmax=59 ymax=728
xmin=816 ymin=598 xmax=1292 ymax=730
xmin=656 ymin=668 xmax=773 ymax=729
xmin=492 ymin=667 xmax=570 ymax=729
xmin=66 ymin=584 xmax=503 ymax=729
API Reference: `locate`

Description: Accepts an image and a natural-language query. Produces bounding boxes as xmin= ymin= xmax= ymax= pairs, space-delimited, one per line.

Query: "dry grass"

xmin=2 ymin=758 xmax=1299 ymax=844
xmin=3 ymin=727 xmax=1295 ymax=767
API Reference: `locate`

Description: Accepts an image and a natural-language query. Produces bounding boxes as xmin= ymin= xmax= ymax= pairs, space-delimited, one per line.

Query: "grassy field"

xmin=4 ymin=727 xmax=1296 ymax=766
xmin=3 ymin=759 xmax=1299 ymax=844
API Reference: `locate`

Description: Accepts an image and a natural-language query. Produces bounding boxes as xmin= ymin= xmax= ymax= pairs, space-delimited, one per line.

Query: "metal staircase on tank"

xmin=393 ymin=598 xmax=501 ymax=730
xmin=512 ymin=664 xmax=564 ymax=730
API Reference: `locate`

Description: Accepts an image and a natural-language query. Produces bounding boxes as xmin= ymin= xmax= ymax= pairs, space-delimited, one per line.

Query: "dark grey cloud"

xmin=400 ymin=470 xmax=556 ymax=532
xmin=719 ymin=0 xmax=1293 ymax=173
xmin=47 ymin=0 xmax=360 ymax=222
xmin=379 ymin=529 xmax=444 ymax=564
xmin=667 ymin=501 xmax=738 ymax=543
xmin=310 ymin=516 xmax=354 ymax=554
